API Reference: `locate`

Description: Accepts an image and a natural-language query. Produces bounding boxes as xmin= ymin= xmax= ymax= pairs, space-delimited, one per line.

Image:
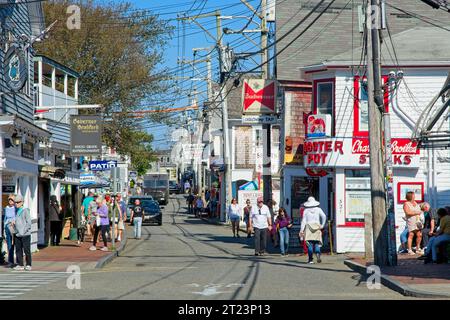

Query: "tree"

xmin=35 ymin=0 xmax=173 ymax=169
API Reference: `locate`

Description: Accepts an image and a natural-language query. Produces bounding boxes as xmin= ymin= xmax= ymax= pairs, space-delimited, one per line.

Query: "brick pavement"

xmin=1 ymin=231 xmax=126 ymax=273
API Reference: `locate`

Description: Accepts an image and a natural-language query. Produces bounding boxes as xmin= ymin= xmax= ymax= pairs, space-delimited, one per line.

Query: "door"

xmin=290 ymin=176 xmax=319 ymax=225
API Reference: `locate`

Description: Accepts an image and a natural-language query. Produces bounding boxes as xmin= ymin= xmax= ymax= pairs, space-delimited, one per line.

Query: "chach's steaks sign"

xmin=242 ymin=79 xmax=277 ymax=114
xmin=70 ymin=115 xmax=102 ymax=156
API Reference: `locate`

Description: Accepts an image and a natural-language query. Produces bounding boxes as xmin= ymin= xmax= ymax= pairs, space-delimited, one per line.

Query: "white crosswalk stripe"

xmin=0 ymin=271 xmax=68 ymax=299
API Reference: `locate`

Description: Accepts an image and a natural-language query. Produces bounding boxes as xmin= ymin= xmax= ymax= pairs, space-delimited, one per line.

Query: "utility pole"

xmin=111 ymin=167 xmax=117 ymax=251
xmin=366 ymin=0 xmax=389 ymax=266
xmin=260 ymin=0 xmax=272 ymax=203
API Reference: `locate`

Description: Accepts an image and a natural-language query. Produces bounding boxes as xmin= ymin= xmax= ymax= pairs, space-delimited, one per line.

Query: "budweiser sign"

xmin=352 ymin=138 xmax=419 ymax=155
xmin=242 ymin=79 xmax=277 ymax=114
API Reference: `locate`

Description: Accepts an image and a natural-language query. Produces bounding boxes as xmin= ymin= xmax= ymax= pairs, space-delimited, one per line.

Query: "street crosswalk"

xmin=0 ymin=271 xmax=68 ymax=299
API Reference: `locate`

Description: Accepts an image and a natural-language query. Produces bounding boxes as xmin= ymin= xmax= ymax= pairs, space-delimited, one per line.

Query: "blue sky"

xmin=104 ymin=0 xmax=264 ymax=150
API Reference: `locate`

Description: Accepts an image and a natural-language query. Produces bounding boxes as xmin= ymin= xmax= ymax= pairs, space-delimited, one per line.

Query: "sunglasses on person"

xmin=15 ymin=201 xmax=23 ymax=204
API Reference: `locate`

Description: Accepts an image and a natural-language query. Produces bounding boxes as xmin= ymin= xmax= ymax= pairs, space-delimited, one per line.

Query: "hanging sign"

xmin=4 ymin=43 xmax=27 ymax=92
xmin=70 ymin=115 xmax=102 ymax=156
xmin=242 ymin=79 xmax=277 ymax=114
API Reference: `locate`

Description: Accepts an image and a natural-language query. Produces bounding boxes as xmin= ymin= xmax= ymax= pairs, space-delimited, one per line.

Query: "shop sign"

xmin=304 ymin=138 xmax=420 ymax=168
xmin=70 ymin=115 xmax=102 ymax=156
xmin=89 ymin=160 xmax=117 ymax=171
xmin=21 ymin=140 xmax=35 ymax=160
xmin=4 ymin=44 xmax=27 ymax=92
xmin=352 ymin=138 xmax=419 ymax=166
xmin=242 ymin=114 xmax=278 ymax=124
xmin=306 ymin=114 xmax=331 ymax=138
xmin=2 ymin=186 xmax=15 ymax=193
xmin=80 ymin=173 xmax=96 ymax=185
xmin=55 ymin=156 xmax=72 ymax=171
xmin=242 ymin=79 xmax=277 ymax=114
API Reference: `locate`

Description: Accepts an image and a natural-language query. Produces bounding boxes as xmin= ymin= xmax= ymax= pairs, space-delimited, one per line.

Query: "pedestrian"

xmin=419 ymin=208 xmax=450 ymax=264
xmin=275 ymin=208 xmax=293 ymax=256
xmin=299 ymin=205 xmax=308 ymax=254
xmin=12 ymin=195 xmax=32 ymax=271
xmin=130 ymin=198 xmax=143 ymax=239
xmin=187 ymin=193 xmax=194 ymax=215
xmin=81 ymin=191 xmax=94 ymax=223
xmin=419 ymin=202 xmax=435 ymax=250
xmin=243 ymin=199 xmax=252 ymax=238
xmin=116 ymin=194 xmax=126 ymax=242
xmin=299 ymin=197 xmax=327 ymax=264
xmin=249 ymin=196 xmax=273 ymax=256
xmin=403 ymin=191 xmax=424 ymax=255
xmin=227 ymin=198 xmax=242 ymax=237
xmin=3 ymin=194 xmax=16 ymax=267
xmin=87 ymin=193 xmax=98 ymax=238
xmin=89 ymin=196 xmax=109 ymax=251
xmin=267 ymin=199 xmax=279 ymax=248
xmin=195 ymin=195 xmax=204 ymax=217
xmin=49 ymin=195 xmax=63 ymax=246
xmin=76 ymin=211 xmax=87 ymax=246
xmin=184 ymin=180 xmax=191 ymax=194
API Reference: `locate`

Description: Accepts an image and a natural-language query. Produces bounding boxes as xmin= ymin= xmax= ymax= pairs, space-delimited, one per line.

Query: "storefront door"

xmin=290 ymin=176 xmax=319 ymax=225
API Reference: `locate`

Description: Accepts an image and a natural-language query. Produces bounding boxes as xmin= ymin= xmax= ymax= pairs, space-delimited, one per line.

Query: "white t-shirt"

xmin=251 ymin=205 xmax=271 ymax=229
xmin=227 ymin=204 xmax=241 ymax=219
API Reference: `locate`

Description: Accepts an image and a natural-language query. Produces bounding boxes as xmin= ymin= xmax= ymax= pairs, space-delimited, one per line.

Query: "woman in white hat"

xmin=299 ymin=197 xmax=327 ymax=264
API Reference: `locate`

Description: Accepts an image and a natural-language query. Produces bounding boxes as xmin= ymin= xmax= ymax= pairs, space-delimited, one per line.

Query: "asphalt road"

xmin=16 ymin=195 xmax=404 ymax=300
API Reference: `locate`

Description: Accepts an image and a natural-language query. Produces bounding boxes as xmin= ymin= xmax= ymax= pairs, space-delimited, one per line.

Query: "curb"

xmin=344 ymin=259 xmax=450 ymax=299
xmin=95 ymin=230 xmax=128 ymax=269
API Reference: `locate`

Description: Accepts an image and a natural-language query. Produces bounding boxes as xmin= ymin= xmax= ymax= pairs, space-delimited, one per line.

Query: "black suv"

xmin=127 ymin=196 xmax=162 ymax=225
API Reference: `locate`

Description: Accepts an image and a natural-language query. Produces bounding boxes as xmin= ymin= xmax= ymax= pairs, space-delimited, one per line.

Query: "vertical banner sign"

xmin=70 ymin=115 xmax=102 ymax=156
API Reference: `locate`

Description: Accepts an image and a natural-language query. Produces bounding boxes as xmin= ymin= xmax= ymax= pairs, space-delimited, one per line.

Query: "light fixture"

xmin=11 ymin=133 xmax=21 ymax=146
xmin=61 ymin=153 xmax=66 ymax=161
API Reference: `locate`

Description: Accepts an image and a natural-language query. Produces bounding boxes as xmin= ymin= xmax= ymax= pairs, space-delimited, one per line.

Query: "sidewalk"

xmin=0 ymin=227 xmax=128 ymax=273
xmin=345 ymin=253 xmax=450 ymax=298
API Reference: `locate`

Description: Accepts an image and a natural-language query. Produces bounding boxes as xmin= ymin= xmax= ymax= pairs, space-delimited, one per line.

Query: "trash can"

xmin=69 ymin=228 xmax=78 ymax=241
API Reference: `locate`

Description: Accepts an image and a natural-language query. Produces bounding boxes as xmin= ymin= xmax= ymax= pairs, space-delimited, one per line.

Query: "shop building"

xmin=33 ymin=55 xmax=81 ymax=246
xmin=0 ymin=1 xmax=51 ymax=252
xmin=300 ymin=26 xmax=450 ymax=253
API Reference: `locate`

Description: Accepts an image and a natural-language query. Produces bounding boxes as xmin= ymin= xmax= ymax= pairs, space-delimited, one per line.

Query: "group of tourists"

xmin=227 ymin=196 xmax=327 ymax=264
xmin=1 ymin=194 xmax=33 ymax=270
xmin=80 ymin=191 xmax=127 ymax=252
xmin=401 ymin=191 xmax=450 ymax=264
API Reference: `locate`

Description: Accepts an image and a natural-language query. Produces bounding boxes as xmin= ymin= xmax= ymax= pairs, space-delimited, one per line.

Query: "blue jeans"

xmin=400 ymin=227 xmax=408 ymax=246
xmin=427 ymin=234 xmax=450 ymax=262
xmin=4 ymin=224 xmax=15 ymax=264
xmin=306 ymin=240 xmax=321 ymax=261
xmin=134 ymin=217 xmax=142 ymax=239
xmin=279 ymin=228 xmax=289 ymax=255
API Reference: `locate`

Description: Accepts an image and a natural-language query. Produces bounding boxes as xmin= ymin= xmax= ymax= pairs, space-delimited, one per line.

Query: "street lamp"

xmin=11 ymin=132 xmax=21 ymax=146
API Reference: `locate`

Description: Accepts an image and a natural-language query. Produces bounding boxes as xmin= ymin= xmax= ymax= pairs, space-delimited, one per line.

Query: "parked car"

xmin=127 ymin=195 xmax=153 ymax=222
xmin=169 ymin=181 xmax=180 ymax=194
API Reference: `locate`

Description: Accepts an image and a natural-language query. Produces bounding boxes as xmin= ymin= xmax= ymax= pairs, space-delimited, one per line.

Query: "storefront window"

xmin=345 ymin=170 xmax=371 ymax=223
xmin=359 ymin=82 xmax=369 ymax=132
xmin=315 ymin=80 xmax=334 ymax=135
xmin=291 ymin=177 xmax=319 ymax=225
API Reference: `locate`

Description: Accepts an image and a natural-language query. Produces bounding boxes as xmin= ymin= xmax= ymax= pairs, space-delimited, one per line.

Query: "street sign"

xmin=129 ymin=171 xmax=137 ymax=179
xmin=70 ymin=115 xmax=102 ymax=156
xmin=89 ymin=160 xmax=117 ymax=171
xmin=242 ymin=114 xmax=278 ymax=124
xmin=80 ymin=173 xmax=96 ymax=185
xmin=242 ymin=79 xmax=277 ymax=114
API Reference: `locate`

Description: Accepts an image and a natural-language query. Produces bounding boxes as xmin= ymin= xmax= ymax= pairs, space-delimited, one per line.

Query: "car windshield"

xmin=144 ymin=180 xmax=167 ymax=188
xmin=141 ymin=201 xmax=158 ymax=210
xmin=169 ymin=181 xmax=177 ymax=186
xmin=129 ymin=197 xmax=152 ymax=205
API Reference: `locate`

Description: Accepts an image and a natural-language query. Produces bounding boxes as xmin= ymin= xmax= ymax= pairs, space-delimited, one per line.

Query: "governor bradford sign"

xmin=242 ymin=79 xmax=277 ymax=114
xmin=70 ymin=115 xmax=102 ymax=156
